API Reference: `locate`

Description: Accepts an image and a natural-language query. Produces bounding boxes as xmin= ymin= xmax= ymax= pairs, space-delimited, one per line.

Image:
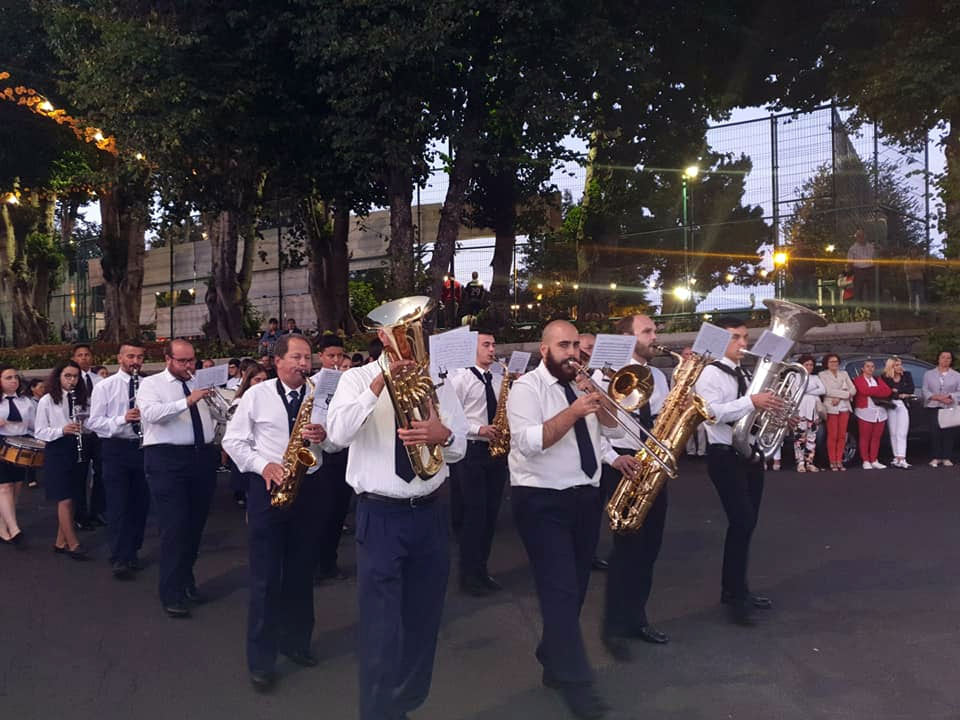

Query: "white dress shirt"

xmin=449 ymin=365 xmax=502 ymax=441
xmin=225 ymin=376 xmax=241 ymax=391
xmin=0 ymin=395 xmax=36 ymax=437
xmin=326 ymin=361 xmax=467 ymax=498
xmin=507 ymin=361 xmax=624 ymax=490
xmin=34 ymin=393 xmax=92 ymax=442
xmin=796 ymin=374 xmax=825 ymax=422
xmin=136 ymin=368 xmax=216 ymax=447
xmin=854 ymin=376 xmax=888 ymax=423
xmin=695 ymin=357 xmax=755 ymax=446
xmin=86 ymin=369 xmax=140 ymax=440
xmin=223 ymin=378 xmax=337 ymax=477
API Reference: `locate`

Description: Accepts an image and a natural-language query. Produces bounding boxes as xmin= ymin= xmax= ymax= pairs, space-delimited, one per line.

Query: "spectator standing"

xmin=463 ymin=271 xmax=487 ymax=318
xmin=922 ymin=351 xmax=960 ymax=467
xmin=882 ymin=357 xmax=915 ymax=468
xmin=258 ymin=318 xmax=281 ymax=357
xmin=792 ymin=355 xmax=825 ymax=472
xmin=441 ymin=273 xmax=462 ymax=328
xmin=281 ymin=318 xmax=302 ymax=335
xmin=819 ymin=353 xmax=857 ymax=471
xmin=846 ymin=228 xmax=876 ymax=304
xmin=852 ymin=360 xmax=892 ymax=470
xmin=225 ymin=358 xmax=242 ymax=391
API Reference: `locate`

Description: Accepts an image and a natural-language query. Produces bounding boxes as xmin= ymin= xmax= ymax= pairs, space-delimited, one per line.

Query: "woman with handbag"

xmin=922 ymin=351 xmax=960 ymax=467
xmin=819 ymin=353 xmax=857 ymax=471
xmin=853 ymin=360 xmax=892 ymax=469
xmin=882 ymin=357 xmax=915 ymax=468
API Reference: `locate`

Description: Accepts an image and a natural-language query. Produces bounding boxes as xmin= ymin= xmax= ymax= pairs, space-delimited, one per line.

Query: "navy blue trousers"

xmin=101 ymin=438 xmax=150 ymax=566
xmin=355 ymin=494 xmax=449 ymax=720
xmin=144 ymin=445 xmax=217 ymax=605
xmin=75 ymin=433 xmax=105 ymax=521
xmin=246 ymin=471 xmax=325 ymax=673
xmin=513 ymin=484 xmax=601 ymax=685
xmin=706 ymin=444 xmax=764 ymax=601
xmin=456 ymin=442 xmax=507 ymax=580
xmin=316 ymin=450 xmax=352 ymax=575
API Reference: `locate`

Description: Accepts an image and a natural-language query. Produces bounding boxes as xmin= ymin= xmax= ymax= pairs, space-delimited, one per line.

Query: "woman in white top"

xmin=0 ymin=364 xmax=35 ymax=545
xmin=881 ymin=357 xmax=916 ymax=468
xmin=229 ymin=362 xmax=268 ymax=507
xmin=818 ymin=353 xmax=857 ymax=471
xmin=792 ymin=355 xmax=826 ymax=472
xmin=852 ymin=360 xmax=892 ymax=469
xmin=922 ymin=350 xmax=960 ymax=467
xmin=34 ymin=361 xmax=93 ymax=559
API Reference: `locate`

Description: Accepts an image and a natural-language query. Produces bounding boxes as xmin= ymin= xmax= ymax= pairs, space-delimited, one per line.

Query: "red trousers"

xmin=857 ymin=418 xmax=886 ymax=463
xmin=826 ymin=412 xmax=850 ymax=465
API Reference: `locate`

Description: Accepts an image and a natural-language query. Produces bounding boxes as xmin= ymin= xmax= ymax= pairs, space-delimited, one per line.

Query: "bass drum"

xmin=0 ymin=435 xmax=46 ymax=468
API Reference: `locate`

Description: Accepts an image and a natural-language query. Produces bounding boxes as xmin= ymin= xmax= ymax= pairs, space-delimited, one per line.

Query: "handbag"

xmin=938 ymin=406 xmax=960 ymax=429
xmin=874 ymin=398 xmax=896 ymax=410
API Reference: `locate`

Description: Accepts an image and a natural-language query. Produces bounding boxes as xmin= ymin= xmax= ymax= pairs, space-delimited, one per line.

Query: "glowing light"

xmin=38 ymin=100 xmax=54 ymax=113
xmin=536 ymin=283 xmax=543 ymax=290
xmin=443 ymin=275 xmax=449 ymax=283
xmin=672 ymin=286 xmax=692 ymax=301
xmin=3 ymin=192 xmax=19 ymax=205
xmin=572 ymin=283 xmax=580 ymax=290
xmin=92 ymin=130 xmax=104 ymax=142
xmin=188 ymin=288 xmax=195 ymax=295
xmin=759 ymin=269 xmax=769 ymax=278
xmin=69 ymin=295 xmax=77 ymax=314
xmin=135 ymin=152 xmax=145 ymax=161
xmin=689 ymin=277 xmax=697 ymax=286
xmin=536 ymin=294 xmax=543 ymax=301
xmin=825 ymin=244 xmax=836 ymax=253
xmin=554 ymin=281 xmax=561 ymax=287
xmin=526 ymin=303 xmax=534 ymax=310
xmin=609 ymin=282 xmax=617 ymax=290
xmin=773 ymin=251 xmax=789 ymax=267
xmin=683 ymin=165 xmax=700 ymax=179
xmin=725 ymin=273 xmax=735 ymax=283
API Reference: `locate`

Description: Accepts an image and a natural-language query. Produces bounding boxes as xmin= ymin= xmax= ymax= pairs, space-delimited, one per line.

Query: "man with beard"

xmin=600 ymin=315 xmax=671 ymax=662
xmin=507 ymin=320 xmax=622 ymax=719
xmin=86 ymin=340 xmax=151 ymax=580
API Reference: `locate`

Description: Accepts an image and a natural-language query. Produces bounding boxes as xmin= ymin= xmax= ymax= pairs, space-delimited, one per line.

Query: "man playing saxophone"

xmin=222 ymin=334 xmax=337 ymax=692
xmin=325 ymin=318 xmax=466 ymax=720
xmin=600 ymin=314 xmax=671 ymax=661
xmin=694 ymin=316 xmax=785 ymax=626
xmin=448 ymin=330 xmax=509 ymax=596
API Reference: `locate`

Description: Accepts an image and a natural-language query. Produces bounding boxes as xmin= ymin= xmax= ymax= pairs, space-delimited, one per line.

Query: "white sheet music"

xmin=429 ymin=329 xmax=478 ymax=379
xmin=691 ymin=323 xmax=731 ymax=359
xmin=506 ymin=351 xmax=532 ymax=375
xmin=589 ymin=334 xmax=636 ymax=370
xmin=310 ymin=369 xmax=343 ymax=425
xmin=750 ymin=330 xmax=793 ymax=363
xmin=192 ymin=364 xmax=229 ymax=389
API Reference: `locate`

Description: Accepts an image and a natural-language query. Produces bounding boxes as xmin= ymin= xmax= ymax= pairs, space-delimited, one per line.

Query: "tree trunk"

xmin=238 ymin=172 xmax=267 ymax=302
xmin=331 ymin=204 xmax=358 ymax=334
xmin=2 ymin=191 xmax=54 ymax=345
xmin=305 ymin=197 xmax=358 ymax=334
xmin=99 ymin=183 xmax=147 ymax=343
xmin=943 ymin=121 xmax=960 ymax=258
xmin=387 ymin=168 xmax=415 ymax=298
xmin=488 ymin=167 xmax=517 ymax=330
xmin=204 ymin=209 xmax=246 ymax=343
xmin=575 ymin=133 xmax=616 ymax=320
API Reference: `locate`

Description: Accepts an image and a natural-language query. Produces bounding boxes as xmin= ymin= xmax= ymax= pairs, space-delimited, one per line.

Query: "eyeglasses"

xmin=168 ymin=357 xmax=195 ymax=364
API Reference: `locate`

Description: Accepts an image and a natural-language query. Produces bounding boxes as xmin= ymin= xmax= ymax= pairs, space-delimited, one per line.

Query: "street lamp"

xmin=681 ymin=164 xmax=699 ymax=312
xmin=825 ymin=244 xmax=836 ymax=253
xmin=773 ymin=251 xmax=788 ymax=268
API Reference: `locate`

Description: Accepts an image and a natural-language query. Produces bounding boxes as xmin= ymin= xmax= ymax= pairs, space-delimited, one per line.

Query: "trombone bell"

xmin=608 ymin=365 xmax=654 ymax=413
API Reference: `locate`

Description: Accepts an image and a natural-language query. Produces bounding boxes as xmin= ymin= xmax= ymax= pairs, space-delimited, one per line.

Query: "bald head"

xmin=542 ymin=319 xmax=578 ymax=345
xmin=541 ymin=320 xmax=579 ymax=381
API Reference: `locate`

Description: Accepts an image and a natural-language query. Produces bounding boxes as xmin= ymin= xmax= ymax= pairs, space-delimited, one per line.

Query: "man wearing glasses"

xmin=137 ymin=339 xmax=217 ymax=618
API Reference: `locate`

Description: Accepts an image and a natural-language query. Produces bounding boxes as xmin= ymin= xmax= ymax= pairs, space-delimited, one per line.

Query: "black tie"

xmin=634 ymin=401 xmax=652 ymax=430
xmin=469 ymin=368 xmax=498 ymax=424
xmin=560 ymin=382 xmax=599 ymax=479
xmin=67 ymin=392 xmax=74 ymax=418
xmin=735 ymin=367 xmax=748 ymax=398
xmin=5 ymin=397 xmax=21 ymax=423
xmin=85 ymin=373 xmax=93 ymax=395
xmin=181 ymin=381 xmax=205 ymax=449
xmin=128 ymin=378 xmax=141 ymax=436
xmin=287 ymin=389 xmax=303 ymax=432
xmin=395 ymin=422 xmax=416 ymax=483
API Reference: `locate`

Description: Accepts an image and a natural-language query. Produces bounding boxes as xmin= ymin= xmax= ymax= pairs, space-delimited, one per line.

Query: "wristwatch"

xmin=442 ymin=429 xmax=456 ymax=448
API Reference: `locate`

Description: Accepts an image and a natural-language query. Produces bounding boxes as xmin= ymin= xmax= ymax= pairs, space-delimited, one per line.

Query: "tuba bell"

xmin=732 ymin=298 xmax=828 ymax=462
xmin=365 ymin=295 xmax=445 ymax=480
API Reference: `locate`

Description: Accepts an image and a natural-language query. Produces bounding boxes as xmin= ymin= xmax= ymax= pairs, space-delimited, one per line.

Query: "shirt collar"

xmin=278 ymin=378 xmax=304 ymax=397
xmin=719 ymin=356 xmax=740 ymax=369
xmin=535 ymin=360 xmax=562 ymax=386
xmin=116 ymin=369 xmax=131 ymax=381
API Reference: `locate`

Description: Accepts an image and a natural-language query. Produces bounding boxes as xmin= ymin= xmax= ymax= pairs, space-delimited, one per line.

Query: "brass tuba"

xmin=606 ymin=346 xmax=712 ymax=531
xmin=731 ymin=298 xmax=828 ymax=462
xmin=270 ymin=374 xmax=319 ymax=508
xmin=365 ymin=296 xmax=445 ymax=480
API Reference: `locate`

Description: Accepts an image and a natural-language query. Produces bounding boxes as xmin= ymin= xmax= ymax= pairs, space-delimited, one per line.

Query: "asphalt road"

xmin=3 ymin=455 xmax=960 ymax=720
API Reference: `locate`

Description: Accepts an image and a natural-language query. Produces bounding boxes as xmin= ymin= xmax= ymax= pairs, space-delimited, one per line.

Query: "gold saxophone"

xmin=365 ymin=296 xmax=444 ymax=480
xmin=606 ymin=346 xmax=711 ymax=532
xmin=489 ymin=362 xmax=511 ymax=458
xmin=270 ymin=375 xmax=319 ymax=509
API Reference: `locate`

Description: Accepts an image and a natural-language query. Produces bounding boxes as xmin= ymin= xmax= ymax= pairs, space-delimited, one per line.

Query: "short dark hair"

xmin=118 ymin=338 xmax=145 ymax=352
xmin=714 ymin=315 xmax=746 ymax=330
xmin=368 ymin=338 xmax=384 ymax=361
xmin=0 ymin=365 xmax=21 ymax=396
xmin=938 ymin=350 xmax=955 ymax=364
xmin=615 ymin=316 xmax=635 ymax=334
xmin=71 ymin=343 xmax=92 ymax=355
xmin=823 ymin=353 xmax=841 ymax=367
xmin=320 ymin=334 xmax=344 ymax=350
xmin=351 ymin=353 xmax=363 ymax=364
xmin=798 ymin=354 xmax=815 ymax=365
xmin=475 ymin=328 xmax=496 ymax=338
xmin=268 ymin=317 xmax=278 ymax=325
xmin=228 ymin=357 xmax=240 ymax=367
xmin=274 ymin=333 xmax=311 ymax=358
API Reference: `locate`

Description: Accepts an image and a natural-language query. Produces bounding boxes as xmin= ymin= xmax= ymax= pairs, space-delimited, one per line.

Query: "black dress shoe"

xmin=481 ymin=574 xmax=503 ymax=592
xmin=634 ymin=625 xmax=669 ymax=644
xmin=557 ymin=683 xmax=610 ymax=719
xmin=75 ymin=521 xmax=96 ymax=532
xmin=591 ymin=557 xmax=609 ymax=571
xmin=8 ymin=531 xmax=25 ymax=549
xmin=460 ymin=575 xmax=494 ymax=597
xmin=164 ymin=602 xmax=191 ymax=618
xmin=53 ymin=544 xmax=68 ymax=554
xmin=542 ymin=669 xmax=562 ymax=689
xmin=91 ymin=514 xmax=107 ymax=528
xmin=281 ymin=649 xmax=319 ymax=667
xmin=67 ymin=546 xmax=89 ymax=561
xmin=721 ymin=591 xmax=773 ymax=610
xmin=128 ymin=556 xmax=143 ymax=572
xmin=249 ymin=670 xmax=275 ymax=692
xmin=601 ymin=631 xmax=633 ymax=662
xmin=184 ymin=586 xmax=206 ymax=604
xmin=112 ymin=561 xmax=133 ymax=580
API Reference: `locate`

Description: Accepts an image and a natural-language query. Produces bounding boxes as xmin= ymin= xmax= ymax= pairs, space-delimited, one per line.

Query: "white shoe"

xmin=930 ymin=459 xmax=940 ymax=468
xmin=944 ymin=460 xmax=954 ymax=467
xmin=901 ymin=461 xmax=912 ymax=469
xmin=871 ymin=461 xmax=886 ymax=470
xmin=862 ymin=462 xmax=873 ymax=470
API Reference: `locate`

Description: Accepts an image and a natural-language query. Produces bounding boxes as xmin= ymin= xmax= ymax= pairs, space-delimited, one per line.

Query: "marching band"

xmin=0 ymin=298 xmax=824 ymax=720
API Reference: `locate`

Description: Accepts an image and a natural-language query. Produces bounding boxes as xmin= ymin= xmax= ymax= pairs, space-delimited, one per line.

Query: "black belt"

xmin=467 ymin=439 xmax=490 ymax=447
xmin=144 ymin=443 xmax=216 ymax=450
xmin=359 ymin=486 xmax=442 ymax=507
xmin=103 ymin=437 xmax=140 ymax=444
xmin=707 ymin=443 xmax=736 ymax=453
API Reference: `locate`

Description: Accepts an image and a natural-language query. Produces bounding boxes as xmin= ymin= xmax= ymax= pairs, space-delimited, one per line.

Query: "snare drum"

xmin=0 ymin=436 xmax=46 ymax=468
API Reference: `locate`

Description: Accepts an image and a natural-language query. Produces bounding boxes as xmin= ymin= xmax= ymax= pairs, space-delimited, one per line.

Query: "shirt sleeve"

xmin=695 ymin=366 xmax=754 ymax=424
xmin=221 ymin=392 xmax=269 ymax=477
xmin=86 ymin=381 xmax=127 ymax=438
xmin=33 ymin=398 xmax=64 ymax=442
xmin=137 ymin=378 xmax=190 ymax=424
xmin=451 ymin=371 xmax=483 ymax=439
xmin=506 ymin=378 xmax=545 ymax=456
xmin=438 ymin=382 xmax=467 ymax=465
xmin=600 ymin=436 xmax=620 ymax=466
xmin=326 ymin=370 xmax=380 ymax=449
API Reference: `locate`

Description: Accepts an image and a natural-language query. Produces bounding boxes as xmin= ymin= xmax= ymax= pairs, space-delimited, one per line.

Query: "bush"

xmin=0 ymin=338 xmax=260 ymax=370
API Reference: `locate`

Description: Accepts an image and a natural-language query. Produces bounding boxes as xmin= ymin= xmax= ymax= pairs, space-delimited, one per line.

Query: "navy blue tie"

xmin=395 ymin=425 xmax=416 ymax=482
xmin=5 ymin=397 xmax=21 ymax=423
xmin=560 ymin=382 xmax=598 ymax=479
xmin=181 ymin=381 xmax=205 ymax=449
